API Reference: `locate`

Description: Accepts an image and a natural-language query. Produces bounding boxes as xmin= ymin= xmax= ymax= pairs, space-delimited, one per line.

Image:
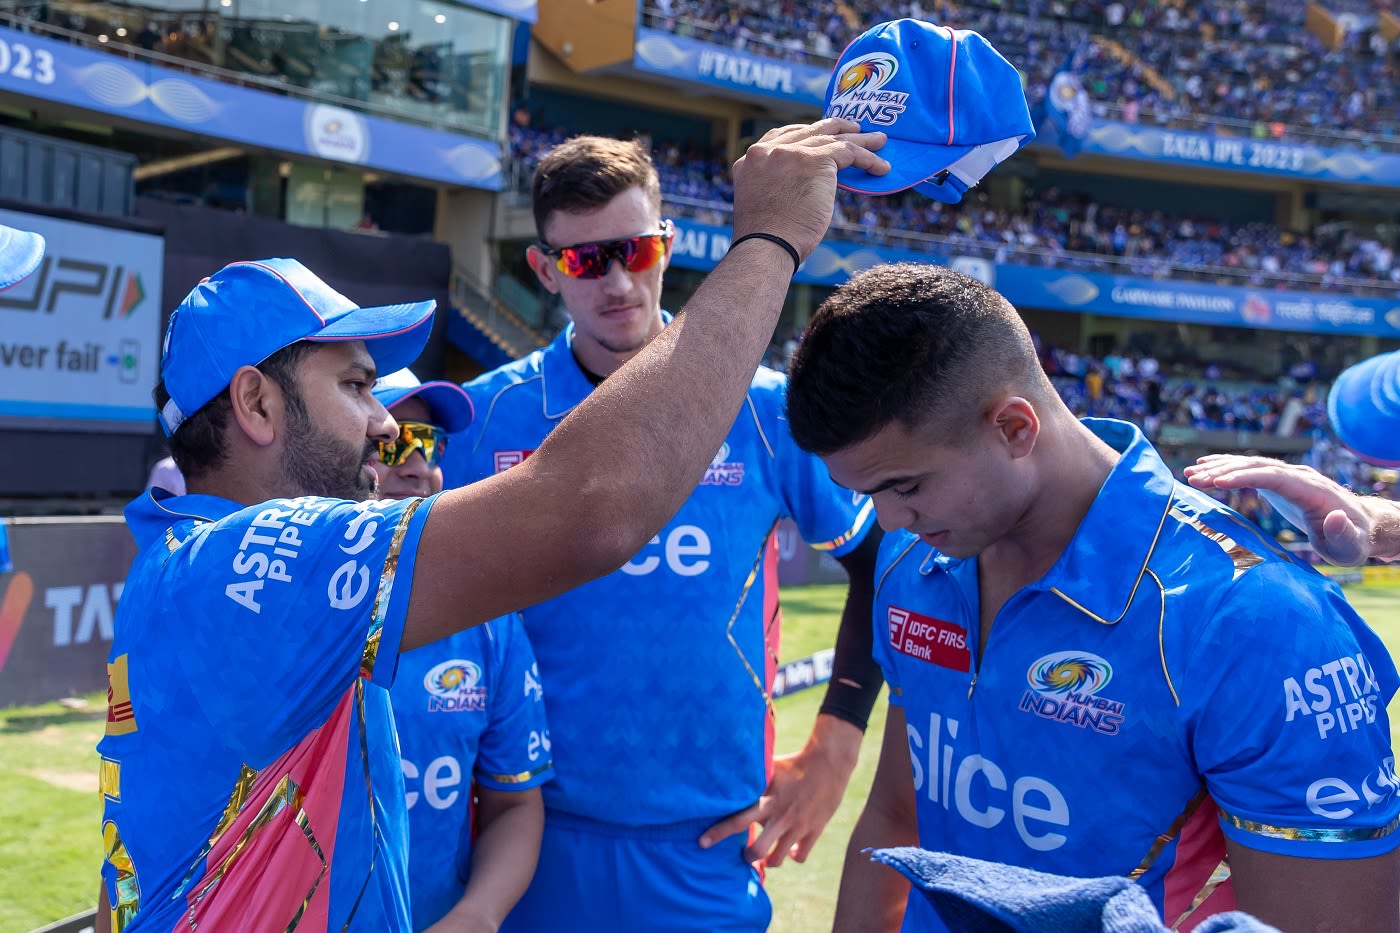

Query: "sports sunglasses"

xmin=539 ymin=220 xmax=674 ymax=279
xmin=377 ymin=421 xmax=448 ymax=468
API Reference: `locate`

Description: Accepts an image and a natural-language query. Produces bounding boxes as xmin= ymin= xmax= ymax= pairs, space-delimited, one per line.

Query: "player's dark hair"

xmin=153 ymin=341 xmax=318 ymax=480
xmin=532 ymin=135 xmax=662 ymax=240
xmin=787 ymin=263 xmax=1044 ymax=455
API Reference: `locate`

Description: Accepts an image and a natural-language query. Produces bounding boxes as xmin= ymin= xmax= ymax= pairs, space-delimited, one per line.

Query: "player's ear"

xmin=526 ymin=244 xmax=562 ymax=295
xmin=227 ymin=365 xmax=281 ymax=448
xmin=993 ymin=396 xmax=1039 ymax=460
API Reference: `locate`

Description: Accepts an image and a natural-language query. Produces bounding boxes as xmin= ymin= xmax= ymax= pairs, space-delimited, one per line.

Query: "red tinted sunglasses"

xmin=540 ymin=221 xmax=674 ymax=279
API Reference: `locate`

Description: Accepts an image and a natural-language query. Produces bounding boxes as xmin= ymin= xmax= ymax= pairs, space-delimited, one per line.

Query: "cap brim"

xmin=838 ymin=138 xmax=978 ymax=196
xmin=0 ymin=225 xmax=45 ymax=290
xmin=308 ymin=299 xmax=437 ymax=379
xmin=1328 ymin=352 xmax=1400 ymax=466
xmin=374 ymin=380 xmax=474 ymax=432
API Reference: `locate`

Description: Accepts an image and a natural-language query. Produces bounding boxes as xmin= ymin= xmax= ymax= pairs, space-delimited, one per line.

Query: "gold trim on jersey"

xmin=485 ymin=762 xmax=554 ymax=785
xmin=363 ymin=498 xmax=423 ymax=679
xmin=1223 ymin=809 xmax=1400 ymax=842
xmin=1167 ymin=507 xmax=1264 ymax=580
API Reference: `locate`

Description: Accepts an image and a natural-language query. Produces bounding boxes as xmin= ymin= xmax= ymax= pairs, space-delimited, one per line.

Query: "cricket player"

xmin=371 ymin=370 xmax=551 ymax=932
xmin=94 ymin=119 xmax=890 ymax=931
xmin=785 ymin=263 xmax=1400 ymax=933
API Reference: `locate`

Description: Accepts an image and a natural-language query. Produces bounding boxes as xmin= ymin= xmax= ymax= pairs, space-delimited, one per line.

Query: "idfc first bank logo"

xmin=826 ymin=53 xmax=908 ymax=126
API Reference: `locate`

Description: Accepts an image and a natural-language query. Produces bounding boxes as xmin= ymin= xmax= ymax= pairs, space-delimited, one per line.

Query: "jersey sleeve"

xmin=765 ymin=384 xmax=875 ymax=558
xmin=1185 ymin=562 xmax=1400 ymax=859
xmin=474 ymin=615 xmax=554 ymax=792
xmin=872 ymin=536 xmax=910 ymax=709
xmin=170 ymin=494 xmax=436 ymax=766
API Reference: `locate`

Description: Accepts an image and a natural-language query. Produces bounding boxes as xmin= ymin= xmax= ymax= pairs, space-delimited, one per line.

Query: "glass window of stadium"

xmin=13 ymin=0 xmax=510 ymax=137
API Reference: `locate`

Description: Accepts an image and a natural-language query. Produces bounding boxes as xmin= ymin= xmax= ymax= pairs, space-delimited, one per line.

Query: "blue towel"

xmin=871 ymin=848 xmax=1282 ymax=933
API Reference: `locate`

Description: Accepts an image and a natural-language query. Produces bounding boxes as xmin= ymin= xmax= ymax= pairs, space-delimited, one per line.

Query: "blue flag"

xmin=1036 ymin=41 xmax=1092 ymax=157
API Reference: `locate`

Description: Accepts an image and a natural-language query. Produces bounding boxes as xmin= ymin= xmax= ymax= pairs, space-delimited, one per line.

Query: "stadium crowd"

xmin=509 ymin=121 xmax=1400 ymax=295
xmin=643 ymin=0 xmax=1400 ymax=149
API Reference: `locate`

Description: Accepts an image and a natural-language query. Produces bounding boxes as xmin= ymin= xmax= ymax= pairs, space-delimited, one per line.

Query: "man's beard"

xmin=281 ymin=393 xmax=379 ymax=500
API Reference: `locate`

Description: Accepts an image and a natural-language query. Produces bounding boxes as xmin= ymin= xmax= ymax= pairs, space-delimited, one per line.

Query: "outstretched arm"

xmin=1185 ymin=454 xmax=1400 ymax=566
xmin=403 ymin=121 xmax=889 ymax=650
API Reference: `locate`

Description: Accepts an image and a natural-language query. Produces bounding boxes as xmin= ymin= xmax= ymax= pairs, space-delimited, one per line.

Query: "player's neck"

xmin=983 ymin=414 xmax=1120 ymax=587
xmin=570 ymin=315 xmax=664 ymax=379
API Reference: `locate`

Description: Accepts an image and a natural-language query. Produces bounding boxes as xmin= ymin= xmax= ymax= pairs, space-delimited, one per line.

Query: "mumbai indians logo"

xmin=701 ymin=441 xmax=745 ymax=486
xmin=1019 ymin=651 xmax=1125 ymax=735
xmin=826 ymin=53 xmax=908 ymax=127
xmin=424 ymin=659 xmax=488 ymax=713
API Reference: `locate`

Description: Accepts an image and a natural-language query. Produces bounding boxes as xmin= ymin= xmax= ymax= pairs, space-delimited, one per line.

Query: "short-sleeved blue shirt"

xmin=98 ymin=490 xmax=435 ymax=932
xmin=873 ymin=420 xmax=1400 ymax=929
xmin=447 ymin=322 xmax=875 ymax=826
xmin=392 ymin=615 xmax=553 ymax=930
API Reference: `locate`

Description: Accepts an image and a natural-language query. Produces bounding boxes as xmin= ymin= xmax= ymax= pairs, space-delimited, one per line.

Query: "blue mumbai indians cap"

xmin=1328 ymin=349 xmax=1400 ymax=466
xmin=159 ymin=258 xmax=436 ymax=436
xmin=372 ymin=369 xmax=474 ymax=433
xmin=0 ymin=223 xmax=45 ymax=289
xmin=824 ymin=19 xmax=1035 ymax=203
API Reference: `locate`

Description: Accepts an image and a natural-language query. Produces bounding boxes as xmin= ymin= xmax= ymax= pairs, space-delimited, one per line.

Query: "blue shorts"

xmin=501 ymin=810 xmax=772 ymax=932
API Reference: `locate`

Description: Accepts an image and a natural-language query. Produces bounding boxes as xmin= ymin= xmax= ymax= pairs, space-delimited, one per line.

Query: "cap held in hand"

xmin=824 ymin=19 xmax=1034 ymax=203
xmin=1329 ymin=349 xmax=1400 ymax=466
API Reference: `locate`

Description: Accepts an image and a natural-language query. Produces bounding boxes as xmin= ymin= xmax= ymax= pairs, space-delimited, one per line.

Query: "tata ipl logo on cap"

xmin=826 ymin=52 xmax=908 ymax=126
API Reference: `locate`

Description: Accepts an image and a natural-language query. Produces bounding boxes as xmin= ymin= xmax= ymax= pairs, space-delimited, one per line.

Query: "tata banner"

xmin=1075 ymin=120 xmax=1400 ymax=187
xmin=0 ymin=518 xmax=133 ymax=708
xmin=666 ymin=217 xmax=959 ymax=287
xmin=633 ymin=27 xmax=830 ymax=106
xmin=0 ymin=25 xmax=501 ymax=190
xmin=996 ymin=265 xmax=1400 ymax=338
xmin=0 ymin=209 xmax=162 ymax=427
xmin=667 ymin=217 xmax=1400 ymax=336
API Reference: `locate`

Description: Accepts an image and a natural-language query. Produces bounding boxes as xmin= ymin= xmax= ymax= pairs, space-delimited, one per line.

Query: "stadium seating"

xmin=509 ymin=124 xmax=1400 ymax=296
xmin=641 ymin=0 xmax=1400 ymax=149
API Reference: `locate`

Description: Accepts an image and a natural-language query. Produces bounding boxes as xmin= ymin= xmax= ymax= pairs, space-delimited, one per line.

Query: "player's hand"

xmin=421 ymin=908 xmax=498 ymax=933
xmin=698 ymin=715 xmax=863 ymax=867
xmin=1184 ymin=454 xmax=1375 ymax=566
xmin=730 ymin=118 xmax=888 ymax=262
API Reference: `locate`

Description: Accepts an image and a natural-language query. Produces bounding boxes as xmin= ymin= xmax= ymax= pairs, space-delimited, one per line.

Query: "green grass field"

xmin=5 ymin=582 xmax=1400 ymax=932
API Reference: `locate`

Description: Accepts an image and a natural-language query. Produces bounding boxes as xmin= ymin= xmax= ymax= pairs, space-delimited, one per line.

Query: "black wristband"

xmin=728 ymin=232 xmax=801 ymax=275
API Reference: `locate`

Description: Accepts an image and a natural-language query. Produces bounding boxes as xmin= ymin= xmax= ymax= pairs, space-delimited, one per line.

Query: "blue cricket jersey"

xmin=873 ymin=420 xmax=1400 ymax=930
xmin=449 ymin=323 xmax=874 ymax=826
xmin=98 ymin=489 xmax=435 ymax=932
xmin=392 ymin=615 xmax=553 ymax=930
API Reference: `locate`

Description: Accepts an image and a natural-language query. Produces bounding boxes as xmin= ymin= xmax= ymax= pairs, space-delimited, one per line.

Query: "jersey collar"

xmin=125 ymin=487 xmax=240 ymax=548
xmin=1039 ymin=418 xmax=1176 ymax=626
xmin=539 ymin=312 xmax=673 ymax=420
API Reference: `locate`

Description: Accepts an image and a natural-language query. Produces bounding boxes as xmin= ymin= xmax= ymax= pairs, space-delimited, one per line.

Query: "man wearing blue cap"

xmin=370 ymin=370 xmax=551 ymax=933
xmin=93 ymin=118 xmax=890 ymax=932
xmin=785 ymin=263 xmax=1399 ymax=933
xmin=452 ymin=133 xmax=882 ymax=933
